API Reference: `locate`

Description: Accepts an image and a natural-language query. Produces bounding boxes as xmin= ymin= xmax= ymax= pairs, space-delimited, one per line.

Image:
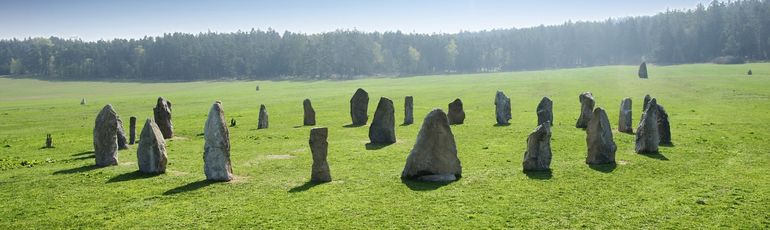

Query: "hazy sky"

xmin=1 ymin=0 xmax=711 ymax=41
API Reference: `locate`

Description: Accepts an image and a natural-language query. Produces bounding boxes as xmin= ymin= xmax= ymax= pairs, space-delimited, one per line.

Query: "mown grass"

xmin=0 ymin=63 xmax=769 ymax=228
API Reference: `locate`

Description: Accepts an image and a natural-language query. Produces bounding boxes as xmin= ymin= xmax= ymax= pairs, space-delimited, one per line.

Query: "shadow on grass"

xmin=53 ymin=165 xmax=101 ymax=175
xmin=399 ymin=123 xmax=413 ymax=127
xmin=69 ymin=155 xmax=95 ymax=161
xmin=401 ymin=178 xmax=457 ymax=191
xmin=620 ymin=131 xmax=635 ymax=135
xmin=660 ymin=142 xmax=675 ymax=147
xmin=71 ymin=151 xmax=94 ymax=156
xmin=163 ymin=180 xmax=218 ymax=196
xmin=288 ymin=181 xmax=329 ymax=193
xmin=107 ymin=171 xmax=161 ymax=183
xmin=39 ymin=146 xmax=56 ymax=150
xmin=588 ymin=163 xmax=617 ymax=173
xmin=343 ymin=124 xmax=365 ymax=128
xmin=524 ymin=170 xmax=553 ymax=180
xmin=493 ymin=123 xmax=511 ymax=127
xmin=365 ymin=142 xmax=393 ymax=150
xmin=639 ymin=152 xmax=669 ymax=161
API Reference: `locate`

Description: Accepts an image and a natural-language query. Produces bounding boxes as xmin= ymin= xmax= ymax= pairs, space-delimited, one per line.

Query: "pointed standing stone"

xmin=80 ymin=98 xmax=86 ymax=105
xmin=618 ymin=97 xmax=633 ymax=133
xmin=404 ymin=96 xmax=414 ymax=125
xmin=204 ymin=101 xmax=233 ymax=181
xmin=657 ymin=104 xmax=672 ymax=146
xmin=309 ymin=127 xmax=331 ymax=182
xmin=522 ymin=121 xmax=552 ymax=171
xmin=636 ymin=98 xmax=659 ymax=154
xmin=447 ymin=98 xmax=465 ymax=125
xmin=153 ymin=97 xmax=173 ymax=139
xmin=258 ymin=104 xmax=268 ymax=129
xmin=117 ymin=118 xmax=129 ymax=150
xmin=576 ymin=92 xmax=595 ymax=129
xmin=94 ymin=105 xmax=119 ymax=167
xmin=303 ymin=99 xmax=316 ymax=126
xmin=369 ymin=97 xmax=396 ymax=144
xmin=350 ymin=88 xmax=369 ymax=126
xmin=642 ymin=94 xmax=651 ymax=114
xmin=586 ymin=108 xmax=616 ymax=164
xmin=494 ymin=91 xmax=512 ymax=125
xmin=137 ymin=119 xmax=168 ymax=174
xmin=402 ymin=109 xmax=462 ymax=182
xmin=638 ymin=62 xmax=648 ymax=78
xmin=537 ymin=97 xmax=553 ymax=126
xmin=129 ymin=116 xmax=137 ymax=145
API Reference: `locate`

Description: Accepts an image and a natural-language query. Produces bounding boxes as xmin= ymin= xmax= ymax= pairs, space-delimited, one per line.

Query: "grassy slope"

xmin=0 ymin=63 xmax=768 ymax=228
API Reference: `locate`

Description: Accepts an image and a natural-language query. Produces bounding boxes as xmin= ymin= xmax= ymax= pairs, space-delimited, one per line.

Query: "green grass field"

xmin=1 ymin=63 xmax=769 ymax=228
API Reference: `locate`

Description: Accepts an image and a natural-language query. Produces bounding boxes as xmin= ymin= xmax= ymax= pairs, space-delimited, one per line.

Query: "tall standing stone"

xmin=303 ymin=99 xmax=316 ymax=126
xmin=576 ymin=92 xmax=595 ymax=129
xmin=635 ymin=98 xmax=659 ymax=154
xmin=657 ymin=104 xmax=672 ymax=145
xmin=618 ymin=97 xmax=633 ymax=133
xmin=404 ymin=96 xmax=414 ymax=125
xmin=369 ymin=97 xmax=396 ymax=144
xmin=129 ymin=116 xmax=137 ymax=145
xmin=94 ymin=105 xmax=119 ymax=167
xmin=642 ymin=94 xmax=651 ymax=114
xmin=309 ymin=127 xmax=331 ymax=182
xmin=350 ymin=88 xmax=369 ymax=126
xmin=136 ymin=119 xmax=168 ymax=174
xmin=522 ymin=121 xmax=552 ymax=171
xmin=537 ymin=97 xmax=553 ymax=126
xmin=447 ymin=98 xmax=465 ymax=125
xmin=494 ymin=91 xmax=512 ymax=125
xmin=117 ymin=118 xmax=129 ymax=150
xmin=153 ymin=97 xmax=173 ymax=139
xmin=258 ymin=104 xmax=268 ymax=129
xmin=586 ymin=107 xmax=616 ymax=165
xmin=402 ymin=109 xmax=462 ymax=182
xmin=638 ymin=62 xmax=648 ymax=78
xmin=204 ymin=101 xmax=233 ymax=181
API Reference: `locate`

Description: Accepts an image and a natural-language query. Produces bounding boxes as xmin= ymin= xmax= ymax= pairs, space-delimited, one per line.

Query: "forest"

xmin=0 ymin=0 xmax=768 ymax=80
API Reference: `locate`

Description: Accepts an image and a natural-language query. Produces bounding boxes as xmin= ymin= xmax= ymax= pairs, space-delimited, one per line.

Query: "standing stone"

xmin=117 ymin=118 xmax=129 ymax=150
xmin=256 ymin=85 xmax=260 ymax=91
xmin=618 ymin=97 xmax=633 ymax=133
xmin=303 ymin=99 xmax=316 ymax=126
xmin=45 ymin=134 xmax=53 ymax=148
xmin=80 ymin=98 xmax=86 ymax=105
xmin=638 ymin=62 xmax=648 ymax=78
xmin=153 ymin=97 xmax=173 ymax=139
xmin=402 ymin=109 xmax=462 ymax=182
xmin=404 ymin=96 xmax=414 ymax=125
xmin=642 ymin=94 xmax=652 ymax=114
xmin=522 ymin=121 xmax=552 ymax=171
xmin=129 ymin=116 xmax=137 ymax=145
xmin=204 ymin=101 xmax=233 ymax=181
xmin=447 ymin=98 xmax=465 ymax=125
xmin=576 ymin=92 xmax=595 ymax=129
xmin=94 ymin=105 xmax=119 ymax=167
xmin=536 ymin=97 xmax=553 ymax=126
xmin=586 ymin=107 xmax=616 ymax=164
xmin=494 ymin=91 xmax=512 ymax=125
xmin=229 ymin=118 xmax=237 ymax=127
xmin=136 ymin=119 xmax=168 ymax=174
xmin=369 ymin=97 xmax=396 ymax=144
xmin=657 ymin=104 xmax=672 ymax=146
xmin=748 ymin=69 xmax=752 ymax=75
xmin=309 ymin=127 xmax=331 ymax=182
xmin=635 ymin=98 xmax=660 ymax=154
xmin=350 ymin=88 xmax=369 ymax=126
xmin=258 ymin=104 xmax=268 ymax=129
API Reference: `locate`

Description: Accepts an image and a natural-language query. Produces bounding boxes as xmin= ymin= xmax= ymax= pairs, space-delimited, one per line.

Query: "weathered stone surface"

xmin=618 ymin=97 xmax=633 ymax=133
xmin=586 ymin=107 xmax=616 ymax=164
xmin=137 ymin=119 xmax=168 ymax=174
xmin=635 ymin=98 xmax=660 ymax=154
xmin=402 ymin=109 xmax=462 ymax=182
xmin=642 ymin=94 xmax=651 ymax=113
xmin=303 ymin=99 xmax=316 ymax=126
xmin=45 ymin=134 xmax=52 ymax=148
xmin=447 ymin=98 xmax=465 ymax=125
xmin=258 ymin=104 xmax=268 ymax=129
xmin=638 ymin=62 xmax=648 ymax=78
xmin=80 ymin=98 xmax=86 ymax=105
xmin=129 ymin=116 xmax=137 ymax=145
xmin=657 ymin=104 xmax=672 ymax=145
xmin=404 ymin=96 xmax=414 ymax=125
xmin=309 ymin=127 xmax=331 ymax=182
xmin=522 ymin=121 xmax=552 ymax=171
xmin=117 ymin=118 xmax=129 ymax=150
xmin=494 ymin=91 xmax=512 ymax=125
xmin=537 ymin=97 xmax=553 ymax=126
xmin=94 ymin=105 xmax=119 ymax=167
xmin=369 ymin=97 xmax=396 ymax=144
xmin=350 ymin=88 xmax=369 ymax=126
xmin=153 ymin=97 xmax=173 ymax=139
xmin=204 ymin=101 xmax=233 ymax=181
xmin=576 ymin=92 xmax=595 ymax=129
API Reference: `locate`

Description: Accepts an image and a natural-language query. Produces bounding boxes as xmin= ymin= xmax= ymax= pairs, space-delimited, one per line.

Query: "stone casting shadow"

xmin=163 ymin=180 xmax=218 ymax=195
xmin=107 ymin=171 xmax=161 ymax=183
xmin=493 ymin=123 xmax=511 ymax=127
xmin=640 ymin=152 xmax=669 ymax=161
xmin=365 ymin=142 xmax=393 ymax=150
xmin=343 ymin=124 xmax=365 ymax=128
xmin=524 ymin=170 xmax=553 ymax=180
xmin=588 ymin=163 xmax=617 ymax=173
xmin=401 ymin=178 xmax=457 ymax=191
xmin=71 ymin=151 xmax=94 ymax=156
xmin=53 ymin=165 xmax=101 ymax=175
xmin=288 ymin=181 xmax=329 ymax=193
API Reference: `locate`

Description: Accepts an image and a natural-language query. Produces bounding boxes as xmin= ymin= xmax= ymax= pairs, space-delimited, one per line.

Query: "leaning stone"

xmin=404 ymin=96 xmax=414 ymax=125
xmin=258 ymin=104 xmax=268 ymax=129
xmin=657 ymin=104 xmax=672 ymax=145
xmin=369 ymin=97 xmax=396 ymax=144
xmin=309 ymin=127 xmax=331 ymax=182
xmin=153 ymin=97 xmax=173 ymax=139
xmin=586 ymin=107 xmax=616 ymax=164
xmin=618 ymin=97 xmax=633 ymax=133
xmin=303 ymin=99 xmax=316 ymax=126
xmin=576 ymin=92 xmax=595 ymax=129
xmin=204 ymin=101 xmax=233 ymax=181
xmin=638 ymin=62 xmax=648 ymax=78
xmin=129 ymin=116 xmax=137 ymax=145
xmin=350 ymin=88 xmax=369 ymax=126
xmin=117 ymin=118 xmax=129 ymax=150
xmin=494 ymin=91 xmax=511 ymax=125
xmin=635 ymin=98 xmax=660 ymax=154
xmin=537 ymin=97 xmax=553 ymax=126
xmin=402 ymin=109 xmax=462 ymax=182
xmin=447 ymin=98 xmax=465 ymax=125
xmin=137 ymin=119 xmax=168 ymax=174
xmin=94 ymin=105 xmax=119 ymax=167
xmin=522 ymin=121 xmax=552 ymax=171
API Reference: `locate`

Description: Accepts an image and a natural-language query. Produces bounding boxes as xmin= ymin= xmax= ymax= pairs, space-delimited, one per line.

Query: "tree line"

xmin=1 ymin=0 xmax=768 ymax=81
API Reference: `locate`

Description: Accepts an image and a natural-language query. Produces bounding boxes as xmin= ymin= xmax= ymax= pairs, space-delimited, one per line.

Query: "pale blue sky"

xmin=0 ymin=0 xmax=711 ymax=41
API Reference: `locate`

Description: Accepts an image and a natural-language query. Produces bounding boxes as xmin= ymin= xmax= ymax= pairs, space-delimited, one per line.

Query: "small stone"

xmin=636 ymin=98 xmax=660 ymax=154
xmin=229 ymin=118 xmax=237 ymax=127
xmin=136 ymin=119 xmax=168 ymax=174
xmin=638 ymin=62 xmax=648 ymax=78
xmin=657 ymin=104 xmax=672 ymax=145
xmin=153 ymin=97 xmax=174 ymax=139
xmin=129 ymin=116 xmax=137 ymax=145
xmin=747 ymin=69 xmax=752 ymax=76
xmin=303 ymin=99 xmax=316 ymax=126
xmin=522 ymin=121 xmax=552 ymax=171
xmin=402 ymin=109 xmax=462 ymax=182
xmin=350 ymin=88 xmax=369 ymax=126
xmin=80 ymin=98 xmax=86 ymax=105
xmin=586 ymin=107 xmax=616 ymax=165
xmin=369 ymin=97 xmax=396 ymax=144
xmin=536 ymin=97 xmax=553 ymax=126
xmin=45 ymin=134 xmax=53 ymax=148
xmin=204 ymin=101 xmax=233 ymax=181
xmin=494 ymin=91 xmax=512 ymax=125
xmin=117 ymin=118 xmax=129 ymax=150
xmin=258 ymin=104 xmax=268 ymax=129
xmin=618 ymin=97 xmax=633 ymax=133
xmin=576 ymin=92 xmax=595 ymax=129
xmin=309 ymin=127 xmax=331 ymax=182
xmin=256 ymin=85 xmax=260 ymax=91
xmin=447 ymin=98 xmax=465 ymax=125
xmin=696 ymin=199 xmax=706 ymax=205
xmin=404 ymin=96 xmax=414 ymax=125
xmin=94 ymin=105 xmax=119 ymax=167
